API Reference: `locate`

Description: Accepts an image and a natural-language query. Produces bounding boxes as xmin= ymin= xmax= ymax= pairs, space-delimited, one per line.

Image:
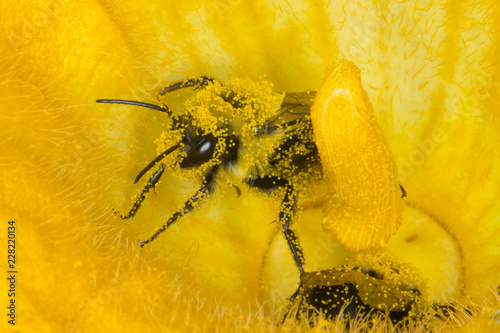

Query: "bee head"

xmin=159 ymin=113 xmax=233 ymax=182
xmin=161 ymin=77 xmax=283 ymax=177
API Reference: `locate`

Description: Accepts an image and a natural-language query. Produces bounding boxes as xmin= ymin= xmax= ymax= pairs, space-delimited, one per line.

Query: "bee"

xmin=97 ymin=75 xmax=321 ymax=275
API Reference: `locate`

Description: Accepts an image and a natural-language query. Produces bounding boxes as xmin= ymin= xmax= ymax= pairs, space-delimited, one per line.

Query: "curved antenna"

xmin=134 ymin=143 xmax=181 ymax=184
xmin=96 ymin=99 xmax=172 ymax=116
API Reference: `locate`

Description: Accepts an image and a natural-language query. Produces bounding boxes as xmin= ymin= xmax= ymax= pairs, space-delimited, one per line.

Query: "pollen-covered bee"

xmin=97 ymin=75 xmax=321 ymax=275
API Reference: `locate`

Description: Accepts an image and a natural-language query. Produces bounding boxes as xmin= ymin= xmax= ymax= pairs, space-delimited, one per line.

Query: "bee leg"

xmin=400 ymin=184 xmax=407 ymax=198
xmin=157 ymin=75 xmax=216 ymax=99
xmin=139 ymin=167 xmax=217 ymax=247
xmin=279 ymin=282 xmax=304 ymax=325
xmin=279 ymin=183 xmax=306 ymax=275
xmin=115 ymin=164 xmax=166 ymax=219
xmin=245 ymin=176 xmax=306 ymax=275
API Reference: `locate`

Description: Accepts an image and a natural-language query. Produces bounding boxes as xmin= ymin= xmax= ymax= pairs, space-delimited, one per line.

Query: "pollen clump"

xmin=184 ymin=76 xmax=283 ymax=139
xmin=311 ymin=60 xmax=404 ymax=251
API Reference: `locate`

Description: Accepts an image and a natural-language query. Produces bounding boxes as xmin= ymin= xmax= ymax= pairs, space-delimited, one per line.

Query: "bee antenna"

xmin=134 ymin=143 xmax=181 ymax=184
xmin=96 ymin=99 xmax=172 ymax=116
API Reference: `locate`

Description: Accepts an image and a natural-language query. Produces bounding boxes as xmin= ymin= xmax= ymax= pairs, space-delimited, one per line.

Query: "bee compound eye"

xmin=180 ymin=135 xmax=217 ymax=167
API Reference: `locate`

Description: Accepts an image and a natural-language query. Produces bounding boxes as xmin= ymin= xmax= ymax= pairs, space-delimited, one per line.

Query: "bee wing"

xmin=262 ymin=92 xmax=316 ymax=133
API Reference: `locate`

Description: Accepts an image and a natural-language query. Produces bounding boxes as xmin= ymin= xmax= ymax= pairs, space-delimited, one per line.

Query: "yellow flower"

xmin=1 ymin=0 xmax=499 ymax=332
